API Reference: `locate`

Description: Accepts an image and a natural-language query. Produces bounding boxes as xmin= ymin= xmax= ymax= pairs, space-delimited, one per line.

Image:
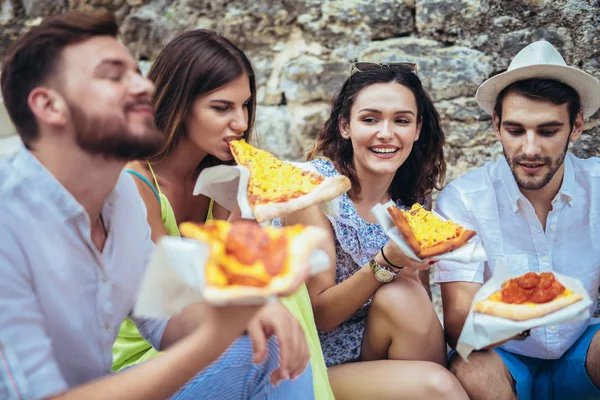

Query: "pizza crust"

xmin=388 ymin=206 xmax=476 ymax=259
xmin=474 ymin=293 xmax=583 ymax=321
xmin=203 ymin=226 xmax=329 ymax=304
xmin=251 ymin=175 xmax=351 ymax=222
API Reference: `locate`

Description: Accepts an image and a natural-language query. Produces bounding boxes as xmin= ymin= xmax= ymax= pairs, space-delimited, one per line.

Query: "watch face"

xmin=375 ymin=268 xmax=393 ymax=283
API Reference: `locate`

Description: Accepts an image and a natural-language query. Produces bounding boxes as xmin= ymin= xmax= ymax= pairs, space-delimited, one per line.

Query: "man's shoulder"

xmin=570 ymin=154 xmax=600 ymax=179
xmin=443 ymin=158 xmax=502 ymax=196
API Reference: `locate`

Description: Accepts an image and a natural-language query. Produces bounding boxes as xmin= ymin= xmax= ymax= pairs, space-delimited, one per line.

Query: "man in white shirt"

xmin=435 ymin=40 xmax=600 ymax=400
xmin=0 ymin=10 xmax=312 ymax=399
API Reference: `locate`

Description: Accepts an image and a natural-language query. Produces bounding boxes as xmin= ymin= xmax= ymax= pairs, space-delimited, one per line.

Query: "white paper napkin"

xmin=134 ymin=236 xmax=331 ymax=317
xmin=456 ymin=260 xmax=592 ymax=360
xmin=371 ymin=201 xmax=487 ymax=263
xmin=193 ymin=162 xmax=341 ymax=222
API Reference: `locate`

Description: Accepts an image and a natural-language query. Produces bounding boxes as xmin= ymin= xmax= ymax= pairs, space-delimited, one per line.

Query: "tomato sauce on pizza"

xmin=501 ymin=272 xmax=566 ymax=304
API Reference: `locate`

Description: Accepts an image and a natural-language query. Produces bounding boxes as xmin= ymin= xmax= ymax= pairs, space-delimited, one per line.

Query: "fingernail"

xmin=428 ymin=260 xmax=436 ymax=265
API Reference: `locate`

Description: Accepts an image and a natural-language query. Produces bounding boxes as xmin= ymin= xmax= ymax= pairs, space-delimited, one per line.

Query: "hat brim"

xmin=476 ymin=64 xmax=600 ymax=119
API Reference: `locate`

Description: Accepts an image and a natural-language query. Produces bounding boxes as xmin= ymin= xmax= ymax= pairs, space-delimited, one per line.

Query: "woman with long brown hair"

xmin=111 ymin=29 xmax=331 ymax=398
xmin=279 ymin=63 xmax=469 ymax=399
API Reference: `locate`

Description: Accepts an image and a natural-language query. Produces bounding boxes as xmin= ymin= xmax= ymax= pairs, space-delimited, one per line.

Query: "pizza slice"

xmin=387 ymin=203 xmax=476 ymax=259
xmin=179 ymin=220 xmax=327 ymax=302
xmin=474 ymin=272 xmax=583 ymax=321
xmin=229 ymin=139 xmax=351 ymax=222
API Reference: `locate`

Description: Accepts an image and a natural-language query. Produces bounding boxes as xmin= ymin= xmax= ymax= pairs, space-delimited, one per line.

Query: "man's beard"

xmin=69 ymin=102 xmax=165 ymax=161
xmin=504 ymin=141 xmax=568 ymax=191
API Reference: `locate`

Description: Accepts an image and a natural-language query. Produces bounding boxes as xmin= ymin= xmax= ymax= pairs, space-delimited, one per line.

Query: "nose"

xmin=230 ymin=106 xmax=249 ymax=134
xmin=376 ymin=120 xmax=394 ymax=140
xmin=523 ymin=130 xmax=541 ymax=157
xmin=128 ymin=72 xmax=156 ymax=98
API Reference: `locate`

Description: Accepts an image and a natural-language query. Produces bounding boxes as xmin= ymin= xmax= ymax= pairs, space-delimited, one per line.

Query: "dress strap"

xmin=146 ymin=160 xmax=163 ymax=195
xmin=125 ymin=169 xmax=160 ymax=203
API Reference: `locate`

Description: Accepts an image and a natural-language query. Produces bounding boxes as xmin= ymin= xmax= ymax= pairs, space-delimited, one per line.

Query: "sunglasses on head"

xmin=350 ymin=62 xmax=418 ymax=76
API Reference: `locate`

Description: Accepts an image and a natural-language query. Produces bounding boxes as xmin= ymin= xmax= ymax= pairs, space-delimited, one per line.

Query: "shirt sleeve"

xmin=130 ymin=233 xmax=169 ymax=351
xmin=0 ymin=229 xmax=68 ymax=399
xmin=434 ymin=184 xmax=485 ymax=284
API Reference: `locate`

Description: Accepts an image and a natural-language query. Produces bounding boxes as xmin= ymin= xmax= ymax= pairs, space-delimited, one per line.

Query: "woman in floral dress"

xmin=279 ymin=63 xmax=469 ymax=399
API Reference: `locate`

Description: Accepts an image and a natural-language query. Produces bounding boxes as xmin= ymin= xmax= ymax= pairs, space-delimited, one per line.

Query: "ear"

xmin=338 ymin=118 xmax=351 ymax=140
xmin=569 ymin=109 xmax=585 ymax=142
xmin=492 ymin=111 xmax=501 ymax=142
xmin=414 ymin=116 xmax=422 ymax=142
xmin=27 ymin=88 xmax=68 ymax=129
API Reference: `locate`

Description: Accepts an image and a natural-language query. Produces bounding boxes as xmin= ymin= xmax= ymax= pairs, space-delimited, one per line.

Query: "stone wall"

xmin=0 ymin=0 xmax=599 ymax=319
xmin=1 ymin=0 xmax=599 ymax=176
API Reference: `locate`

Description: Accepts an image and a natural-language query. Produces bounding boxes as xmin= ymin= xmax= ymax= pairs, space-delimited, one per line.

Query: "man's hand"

xmin=246 ymin=301 xmax=309 ymax=385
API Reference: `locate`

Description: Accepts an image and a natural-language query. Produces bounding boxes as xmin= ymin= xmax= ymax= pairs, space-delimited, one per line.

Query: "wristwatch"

xmin=369 ymin=258 xmax=398 ymax=283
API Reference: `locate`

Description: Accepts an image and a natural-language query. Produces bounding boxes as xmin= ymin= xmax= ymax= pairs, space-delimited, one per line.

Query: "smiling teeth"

xmin=371 ymin=148 xmax=397 ymax=154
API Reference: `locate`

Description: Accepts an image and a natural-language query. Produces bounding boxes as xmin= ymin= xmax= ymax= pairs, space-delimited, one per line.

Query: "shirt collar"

xmin=13 ymin=145 xmax=86 ymax=220
xmin=499 ymin=153 xmax=576 ymax=212
xmin=558 ymin=153 xmax=575 ymax=205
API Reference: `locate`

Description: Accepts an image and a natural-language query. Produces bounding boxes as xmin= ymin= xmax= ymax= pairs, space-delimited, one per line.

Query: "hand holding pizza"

xmin=378 ymin=239 xmax=435 ymax=272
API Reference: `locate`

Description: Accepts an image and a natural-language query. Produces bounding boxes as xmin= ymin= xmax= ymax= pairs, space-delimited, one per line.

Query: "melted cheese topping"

xmin=179 ymin=220 xmax=304 ymax=288
xmin=402 ymin=204 xmax=462 ymax=247
xmin=229 ymin=139 xmax=324 ymax=204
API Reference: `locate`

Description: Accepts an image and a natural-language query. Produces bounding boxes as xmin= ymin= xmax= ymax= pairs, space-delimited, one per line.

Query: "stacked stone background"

xmin=1 ymin=0 xmax=599 ymax=318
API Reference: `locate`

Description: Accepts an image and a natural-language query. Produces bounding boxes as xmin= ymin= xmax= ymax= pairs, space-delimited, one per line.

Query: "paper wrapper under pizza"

xmin=133 ymin=231 xmax=330 ymax=317
xmin=193 ymin=163 xmax=344 ymax=223
xmin=371 ymin=201 xmax=487 ymax=263
xmin=456 ymin=260 xmax=593 ymax=361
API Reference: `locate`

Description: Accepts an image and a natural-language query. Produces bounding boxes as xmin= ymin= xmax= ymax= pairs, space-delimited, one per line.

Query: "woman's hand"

xmin=376 ymin=240 xmax=436 ymax=272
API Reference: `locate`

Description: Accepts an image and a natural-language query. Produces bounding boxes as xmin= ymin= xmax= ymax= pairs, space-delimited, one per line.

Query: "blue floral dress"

xmin=310 ymin=158 xmax=394 ymax=367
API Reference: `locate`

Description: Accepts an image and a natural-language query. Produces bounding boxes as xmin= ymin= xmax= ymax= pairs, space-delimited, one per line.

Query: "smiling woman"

xmin=278 ymin=64 xmax=471 ymax=399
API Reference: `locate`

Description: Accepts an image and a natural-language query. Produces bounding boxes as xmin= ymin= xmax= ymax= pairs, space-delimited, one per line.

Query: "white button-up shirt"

xmin=0 ymin=147 xmax=168 ymax=399
xmin=434 ymin=153 xmax=600 ymax=359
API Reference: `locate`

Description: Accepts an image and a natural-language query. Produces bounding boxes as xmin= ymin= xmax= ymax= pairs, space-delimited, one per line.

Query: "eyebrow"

xmin=502 ymin=120 xmax=565 ymax=128
xmin=210 ymin=96 xmax=253 ymax=105
xmin=94 ymin=59 xmax=141 ymax=75
xmin=358 ymin=108 xmax=415 ymax=116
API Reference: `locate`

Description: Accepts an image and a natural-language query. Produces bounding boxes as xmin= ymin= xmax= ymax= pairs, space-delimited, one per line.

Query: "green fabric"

xmin=281 ymin=285 xmax=335 ymax=400
xmin=112 ymin=194 xmax=334 ymax=399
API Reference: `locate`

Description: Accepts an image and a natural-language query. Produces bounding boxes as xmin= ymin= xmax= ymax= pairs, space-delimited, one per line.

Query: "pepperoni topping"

xmin=225 ymin=221 xmax=269 ymax=265
xmin=500 ymin=272 xmax=565 ymax=304
xmin=515 ymin=272 xmax=541 ymax=289
xmin=225 ymin=221 xmax=288 ymax=276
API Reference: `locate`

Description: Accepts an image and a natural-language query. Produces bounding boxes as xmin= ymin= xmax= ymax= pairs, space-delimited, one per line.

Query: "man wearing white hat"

xmin=435 ymin=40 xmax=600 ymax=400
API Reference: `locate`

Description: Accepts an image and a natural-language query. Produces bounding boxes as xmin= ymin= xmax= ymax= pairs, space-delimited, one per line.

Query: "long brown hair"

xmin=147 ymin=29 xmax=256 ymax=168
xmin=307 ymin=65 xmax=446 ymax=206
xmin=1 ymin=11 xmax=118 ymax=147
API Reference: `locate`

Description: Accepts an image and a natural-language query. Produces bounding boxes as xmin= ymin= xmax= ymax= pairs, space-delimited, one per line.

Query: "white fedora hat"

xmin=476 ymin=40 xmax=600 ymax=119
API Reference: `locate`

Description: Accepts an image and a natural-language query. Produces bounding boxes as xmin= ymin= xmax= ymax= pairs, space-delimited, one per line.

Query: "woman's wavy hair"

xmin=307 ymin=65 xmax=446 ymax=206
xmin=147 ymin=29 xmax=256 ymax=169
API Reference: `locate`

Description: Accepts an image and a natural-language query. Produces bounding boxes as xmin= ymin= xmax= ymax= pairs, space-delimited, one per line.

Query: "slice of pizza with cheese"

xmin=179 ymin=220 xmax=328 ymax=302
xmin=474 ymin=272 xmax=583 ymax=321
xmin=229 ymin=139 xmax=351 ymax=222
xmin=387 ymin=203 xmax=476 ymax=259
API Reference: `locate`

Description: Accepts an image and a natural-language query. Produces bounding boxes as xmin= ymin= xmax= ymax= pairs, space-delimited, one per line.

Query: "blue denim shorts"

xmin=494 ymin=323 xmax=600 ymax=400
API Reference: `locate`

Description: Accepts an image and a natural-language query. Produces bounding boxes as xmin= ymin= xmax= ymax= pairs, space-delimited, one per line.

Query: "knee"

xmin=449 ymin=351 xmax=505 ymax=395
xmin=371 ymin=278 xmax=435 ymax=333
xmin=422 ymin=364 xmax=468 ymax=400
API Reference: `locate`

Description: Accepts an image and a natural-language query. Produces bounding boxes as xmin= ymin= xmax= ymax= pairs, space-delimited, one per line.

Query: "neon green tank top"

xmin=112 ymin=164 xmax=333 ymax=399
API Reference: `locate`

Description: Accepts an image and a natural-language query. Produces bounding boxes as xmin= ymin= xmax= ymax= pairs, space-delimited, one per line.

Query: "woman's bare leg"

xmin=361 ymin=277 xmax=447 ymax=366
xmin=328 ymin=360 xmax=468 ymax=400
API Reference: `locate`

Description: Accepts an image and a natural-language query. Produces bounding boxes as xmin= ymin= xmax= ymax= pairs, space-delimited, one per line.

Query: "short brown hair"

xmin=1 ymin=11 xmax=118 ymax=146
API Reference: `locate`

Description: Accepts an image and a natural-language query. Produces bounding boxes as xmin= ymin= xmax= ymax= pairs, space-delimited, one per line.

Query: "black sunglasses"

xmin=350 ymin=62 xmax=418 ymax=76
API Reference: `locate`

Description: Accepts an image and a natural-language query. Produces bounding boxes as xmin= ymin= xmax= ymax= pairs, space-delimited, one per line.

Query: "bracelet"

xmin=380 ymin=246 xmax=404 ymax=270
